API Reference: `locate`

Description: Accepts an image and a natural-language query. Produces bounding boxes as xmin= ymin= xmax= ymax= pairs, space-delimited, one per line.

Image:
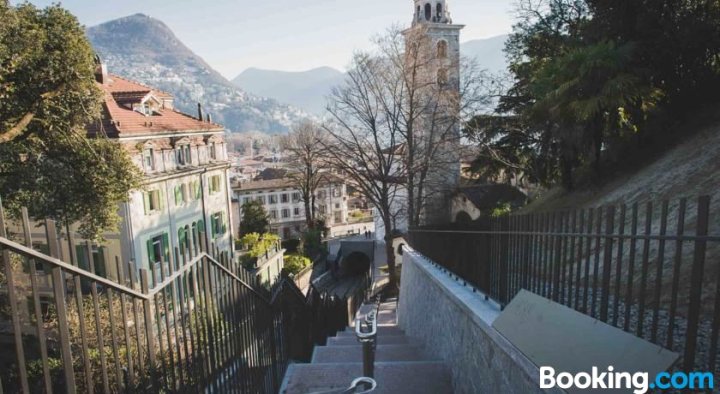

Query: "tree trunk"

xmin=382 ymin=212 xmax=397 ymax=290
xmin=304 ymin=198 xmax=313 ymax=229
xmin=561 ymin=156 xmax=574 ymax=191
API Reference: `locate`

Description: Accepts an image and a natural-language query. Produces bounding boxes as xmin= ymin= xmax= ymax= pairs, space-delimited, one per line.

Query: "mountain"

xmin=232 ymin=34 xmax=510 ymax=116
xmin=86 ymin=14 xmax=309 ymax=134
xmin=232 ymin=67 xmax=345 ymax=114
xmin=460 ymin=34 xmax=509 ymax=75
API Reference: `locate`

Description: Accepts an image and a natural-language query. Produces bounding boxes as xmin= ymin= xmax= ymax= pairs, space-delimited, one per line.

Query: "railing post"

xmin=599 ymin=206 xmax=615 ymax=322
xmin=46 ymin=219 xmax=77 ymax=393
xmin=0 ymin=199 xmax=29 ymax=394
xmin=684 ymin=195 xmax=710 ymax=372
xmin=140 ymin=269 xmax=158 ymax=389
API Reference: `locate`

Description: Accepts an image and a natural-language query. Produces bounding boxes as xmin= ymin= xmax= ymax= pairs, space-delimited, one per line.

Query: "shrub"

xmin=283 ymin=255 xmax=311 ymax=276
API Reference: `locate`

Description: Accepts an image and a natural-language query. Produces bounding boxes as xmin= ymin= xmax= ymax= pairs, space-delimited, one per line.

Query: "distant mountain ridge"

xmin=232 ymin=67 xmax=345 ymax=114
xmin=86 ymin=13 xmax=310 ymax=134
xmin=233 ymin=34 xmax=510 ymax=115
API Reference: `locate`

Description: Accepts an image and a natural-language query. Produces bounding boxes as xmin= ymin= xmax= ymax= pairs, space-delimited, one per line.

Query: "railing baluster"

xmin=591 ymin=207 xmax=603 ymax=318
xmin=600 ymin=206 xmax=615 ymax=322
xmin=0 ymin=200 xmax=30 ymax=394
xmin=624 ymin=203 xmax=639 ymax=332
xmin=667 ymin=198 xmax=686 ymax=349
xmin=67 ymin=232 xmax=93 ymax=393
xmin=86 ymin=242 xmax=110 ymax=393
xmin=19 ymin=208 xmax=52 ymax=394
xmin=46 ymin=219 xmax=77 ymax=393
xmin=103 ymin=252 xmax=124 ymax=390
xmin=115 ymin=257 xmax=135 ymax=388
xmin=612 ymin=205 xmax=626 ymax=327
xmin=651 ymin=201 xmax=669 ymax=343
xmin=684 ymin=196 xmax=710 ymax=372
xmin=637 ymin=202 xmax=653 ymax=338
xmin=582 ymin=209 xmax=594 ymax=314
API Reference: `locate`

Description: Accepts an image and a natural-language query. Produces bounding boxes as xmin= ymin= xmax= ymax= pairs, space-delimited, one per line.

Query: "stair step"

xmin=280 ymin=361 xmax=452 ymax=394
xmin=327 ymin=335 xmax=415 ymax=346
xmin=312 ymin=344 xmax=431 ymax=363
xmin=340 ymin=326 xmax=405 ymax=336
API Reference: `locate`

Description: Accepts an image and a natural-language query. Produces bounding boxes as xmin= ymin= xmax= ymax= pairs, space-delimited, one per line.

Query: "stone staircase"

xmin=279 ymin=299 xmax=453 ymax=393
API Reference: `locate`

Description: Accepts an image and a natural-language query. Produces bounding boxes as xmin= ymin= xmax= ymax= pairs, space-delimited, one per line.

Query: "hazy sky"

xmin=22 ymin=0 xmax=515 ymax=79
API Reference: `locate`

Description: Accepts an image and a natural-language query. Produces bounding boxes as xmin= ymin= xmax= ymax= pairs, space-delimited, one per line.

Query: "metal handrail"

xmin=342 ymin=377 xmax=377 ymax=393
xmin=312 ymin=377 xmax=377 ymax=394
xmin=355 ymin=298 xmax=381 ymax=382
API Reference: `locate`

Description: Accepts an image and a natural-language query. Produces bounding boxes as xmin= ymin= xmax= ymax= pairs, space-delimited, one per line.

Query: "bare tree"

xmin=365 ymin=26 xmax=493 ymax=227
xmin=322 ymin=51 xmax=406 ymax=290
xmin=280 ymin=120 xmax=327 ymax=229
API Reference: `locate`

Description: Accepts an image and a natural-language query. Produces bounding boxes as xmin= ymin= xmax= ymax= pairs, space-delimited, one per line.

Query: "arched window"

xmin=437 ymin=3 xmax=443 ymax=18
xmin=424 ymin=3 xmax=432 ymax=21
xmin=437 ymin=40 xmax=448 ymax=58
xmin=417 ymin=5 xmax=421 ymax=21
xmin=437 ymin=68 xmax=448 ymax=86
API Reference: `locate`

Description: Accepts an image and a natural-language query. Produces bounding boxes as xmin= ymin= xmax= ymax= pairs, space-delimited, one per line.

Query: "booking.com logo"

xmin=540 ymin=366 xmax=714 ymax=393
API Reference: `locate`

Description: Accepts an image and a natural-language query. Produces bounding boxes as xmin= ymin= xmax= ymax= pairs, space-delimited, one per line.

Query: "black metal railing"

xmin=408 ymin=195 xmax=720 ymax=375
xmin=0 ymin=201 xmax=356 ymax=393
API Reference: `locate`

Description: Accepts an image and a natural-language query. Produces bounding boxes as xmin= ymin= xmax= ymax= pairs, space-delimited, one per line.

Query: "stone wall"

xmin=398 ymin=247 xmax=563 ymax=394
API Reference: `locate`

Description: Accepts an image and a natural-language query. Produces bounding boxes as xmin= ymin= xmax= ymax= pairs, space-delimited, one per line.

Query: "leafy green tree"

xmin=239 ymin=200 xmax=269 ymax=236
xmin=0 ymin=2 xmax=141 ymax=239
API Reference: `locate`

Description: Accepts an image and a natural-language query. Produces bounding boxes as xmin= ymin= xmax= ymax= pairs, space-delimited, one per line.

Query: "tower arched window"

xmin=424 ymin=3 xmax=432 ymax=21
xmin=437 ymin=68 xmax=448 ymax=86
xmin=437 ymin=40 xmax=448 ymax=58
xmin=437 ymin=3 xmax=443 ymax=18
xmin=417 ymin=5 xmax=421 ymax=21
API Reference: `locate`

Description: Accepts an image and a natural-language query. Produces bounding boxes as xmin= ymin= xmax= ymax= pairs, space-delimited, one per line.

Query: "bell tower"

xmin=404 ymin=1 xmax=464 ymax=225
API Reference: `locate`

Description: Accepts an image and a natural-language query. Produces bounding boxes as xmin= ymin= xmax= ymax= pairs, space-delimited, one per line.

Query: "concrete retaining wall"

xmin=398 ymin=247 xmax=562 ymax=394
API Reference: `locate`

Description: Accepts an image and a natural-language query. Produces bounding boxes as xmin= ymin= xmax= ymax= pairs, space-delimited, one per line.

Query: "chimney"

xmin=206 ymin=113 xmax=212 ymax=123
xmin=197 ymin=103 xmax=203 ymax=121
xmin=94 ymin=54 xmax=108 ymax=84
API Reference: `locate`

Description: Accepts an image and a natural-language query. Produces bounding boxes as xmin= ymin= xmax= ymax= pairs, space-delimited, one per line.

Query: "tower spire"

xmin=413 ymin=0 xmax=451 ymax=25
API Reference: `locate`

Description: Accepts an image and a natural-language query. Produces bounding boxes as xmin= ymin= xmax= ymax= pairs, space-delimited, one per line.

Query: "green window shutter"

xmin=76 ymin=246 xmax=88 ymax=270
xmin=147 ymin=239 xmax=155 ymax=266
xmin=210 ymin=215 xmax=216 ymax=237
xmin=222 ymin=212 xmax=227 ymax=234
xmin=174 ymin=186 xmax=180 ymax=205
xmin=159 ymin=190 xmax=165 ymax=210
xmin=95 ymin=248 xmax=106 ymax=277
xmin=143 ymin=192 xmax=150 ymax=214
xmin=162 ymin=233 xmax=170 ymax=263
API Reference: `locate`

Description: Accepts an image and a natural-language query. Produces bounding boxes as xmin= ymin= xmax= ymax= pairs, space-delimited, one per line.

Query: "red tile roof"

xmin=88 ymin=74 xmax=224 ymax=137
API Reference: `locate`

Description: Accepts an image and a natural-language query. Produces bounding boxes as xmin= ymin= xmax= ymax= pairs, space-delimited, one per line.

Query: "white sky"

xmin=23 ymin=0 xmax=515 ymax=79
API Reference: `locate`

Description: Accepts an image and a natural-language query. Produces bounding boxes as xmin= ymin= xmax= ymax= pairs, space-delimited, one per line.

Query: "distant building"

xmin=233 ymin=176 xmax=349 ymax=239
xmin=87 ymin=60 xmax=234 ymax=276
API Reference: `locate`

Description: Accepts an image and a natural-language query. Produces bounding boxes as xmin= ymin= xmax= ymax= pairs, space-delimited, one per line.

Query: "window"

xmin=256 ymin=195 xmax=266 ymax=204
xmin=294 ymin=207 xmax=300 ymax=216
xmin=437 ymin=40 xmax=448 ymax=58
xmin=209 ymin=175 xmax=222 ymax=194
xmin=175 ymin=183 xmax=189 ymax=205
xmin=417 ymin=5 xmax=421 ymax=20
xmin=143 ymin=149 xmax=155 ymax=171
xmin=76 ymin=245 xmax=106 ymax=277
xmin=317 ymin=191 xmax=326 ymax=199
xmin=335 ymin=203 xmax=340 ymax=209
xmin=143 ymin=189 xmax=163 ymax=214
xmin=243 ymin=197 xmax=251 ymax=204
xmin=208 ymin=143 xmax=216 ymax=160
xmin=210 ymin=212 xmax=226 ymax=238
xmin=332 ymin=187 xmax=342 ymax=197
xmin=281 ymin=209 xmax=290 ymax=218
xmin=437 ymin=68 xmax=448 ymax=86
xmin=334 ymin=211 xmax=342 ymax=224
xmin=424 ymin=3 xmax=432 ymax=20
xmin=319 ymin=205 xmax=326 ymax=214
xmin=147 ymin=233 xmax=169 ymax=266
xmin=269 ymin=210 xmax=278 ymax=220
xmin=269 ymin=194 xmax=278 ymax=204
xmin=281 ymin=193 xmax=289 ymax=203
xmin=176 ymin=145 xmax=191 ymax=166
xmin=178 ymin=226 xmax=189 ymax=252
xmin=192 ymin=180 xmax=201 ymax=200
xmin=292 ymin=192 xmax=301 ymax=203
xmin=436 ymin=3 xmax=443 ymax=18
